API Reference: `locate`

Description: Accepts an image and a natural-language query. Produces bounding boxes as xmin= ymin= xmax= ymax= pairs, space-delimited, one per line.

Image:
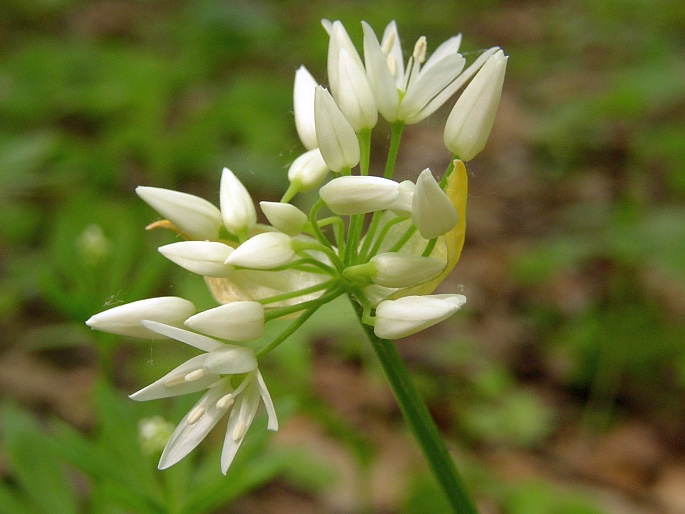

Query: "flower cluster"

xmin=87 ymin=20 xmax=506 ymax=474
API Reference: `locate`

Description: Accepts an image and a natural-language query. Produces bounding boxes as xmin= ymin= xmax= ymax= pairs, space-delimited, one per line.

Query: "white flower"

xmin=444 ymin=50 xmax=508 ymax=161
xmin=344 ymin=252 xmax=445 ymax=288
xmin=374 ymin=294 xmax=466 ymax=339
xmin=327 ymin=20 xmax=377 ymax=132
xmin=129 ymin=321 xmax=277 ymax=474
xmin=136 ymin=186 xmax=223 ymax=240
xmin=293 ymin=66 xmax=319 ymax=151
xmin=184 ymin=301 xmax=265 ymax=341
xmin=225 ymin=232 xmax=295 ymax=270
xmin=314 ymin=86 xmax=360 ymax=172
xmin=287 ymin=148 xmax=330 ymax=192
xmin=370 ymin=252 xmax=446 ymax=288
xmin=362 ymin=21 xmax=498 ymax=124
xmin=220 ymin=167 xmax=257 ymax=240
xmin=412 ymin=168 xmax=459 ymax=239
xmin=86 ymin=297 xmax=195 ymax=338
xmin=319 ymin=175 xmax=399 ymax=215
xmin=260 ymin=201 xmax=308 ymax=236
xmin=159 ymin=241 xmax=235 ymax=278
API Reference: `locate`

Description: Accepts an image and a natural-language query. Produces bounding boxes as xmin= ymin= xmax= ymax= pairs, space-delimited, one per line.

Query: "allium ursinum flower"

xmin=319 ymin=175 xmax=399 ymax=215
xmin=362 ymin=20 xmax=499 ymax=124
xmin=326 ymin=20 xmax=378 ymax=132
xmin=314 ymin=86 xmax=361 ymax=172
xmin=287 ymin=148 xmax=330 ymax=193
xmin=137 ymin=167 xmax=258 ymax=243
xmin=293 ymin=65 xmax=319 ymax=151
xmin=374 ymin=294 xmax=467 ymax=339
xmin=87 ymin=21 xmax=506 ymax=497
xmin=412 ymin=168 xmax=459 ymax=239
xmin=129 ymin=321 xmax=277 ymax=474
xmin=86 ymin=297 xmax=195 ymax=338
xmin=136 ymin=186 xmax=223 ymax=240
xmin=444 ymin=49 xmax=508 ymax=161
xmin=184 ymin=301 xmax=265 ymax=341
xmin=225 ymin=232 xmax=296 ymax=270
xmin=159 ymin=241 xmax=235 ymax=278
xmin=220 ymin=167 xmax=257 ymax=241
xmin=260 ymin=201 xmax=308 ymax=237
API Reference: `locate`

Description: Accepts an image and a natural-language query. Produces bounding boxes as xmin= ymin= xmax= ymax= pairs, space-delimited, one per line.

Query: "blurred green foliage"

xmin=1 ymin=0 xmax=684 ymax=512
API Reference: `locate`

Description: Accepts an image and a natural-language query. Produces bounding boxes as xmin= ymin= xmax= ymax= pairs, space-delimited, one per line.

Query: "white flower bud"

xmin=374 ymin=294 xmax=466 ymax=339
xmin=328 ymin=21 xmax=377 ymax=132
xmin=260 ymin=201 xmax=308 ymax=236
xmin=224 ymin=232 xmax=295 ymax=270
xmin=370 ymin=252 xmax=446 ymax=288
xmin=314 ymin=86 xmax=360 ymax=172
xmin=319 ymin=175 xmax=399 ymax=215
xmin=412 ymin=168 xmax=459 ymax=239
xmin=136 ymin=186 xmax=222 ymax=240
xmin=220 ymin=167 xmax=257 ymax=239
xmin=86 ymin=297 xmax=196 ymax=338
xmin=287 ymin=148 xmax=330 ymax=192
xmin=184 ymin=301 xmax=265 ymax=341
xmin=444 ymin=49 xmax=507 ymax=160
xmin=294 ymin=66 xmax=319 ymax=150
xmin=159 ymin=241 xmax=235 ymax=278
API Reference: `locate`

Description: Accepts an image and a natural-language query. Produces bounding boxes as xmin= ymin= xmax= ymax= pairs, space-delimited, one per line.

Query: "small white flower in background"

xmin=444 ymin=49 xmax=508 ymax=161
xmin=159 ymin=241 xmax=235 ymax=278
xmin=314 ymin=86 xmax=360 ymax=172
xmin=374 ymin=294 xmax=467 ymax=339
xmin=129 ymin=321 xmax=277 ymax=474
xmin=138 ymin=416 xmax=175 ymax=455
xmin=86 ymin=297 xmax=196 ymax=338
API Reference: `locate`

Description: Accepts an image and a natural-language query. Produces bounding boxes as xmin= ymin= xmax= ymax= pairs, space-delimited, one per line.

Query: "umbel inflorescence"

xmin=87 ymin=20 xmax=506 ymax=475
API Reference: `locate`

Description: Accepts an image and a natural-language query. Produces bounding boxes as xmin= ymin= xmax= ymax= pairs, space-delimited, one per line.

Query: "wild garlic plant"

xmin=87 ymin=19 xmax=506 ymax=512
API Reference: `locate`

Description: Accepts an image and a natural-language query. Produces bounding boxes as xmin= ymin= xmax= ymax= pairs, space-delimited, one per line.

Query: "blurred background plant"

xmin=1 ymin=0 xmax=684 ymax=512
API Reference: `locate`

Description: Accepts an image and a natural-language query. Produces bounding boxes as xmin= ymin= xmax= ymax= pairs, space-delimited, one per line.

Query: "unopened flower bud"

xmin=184 ymin=301 xmax=265 ymax=341
xmin=159 ymin=241 xmax=235 ymax=278
xmin=287 ymin=148 xmax=330 ymax=192
xmin=319 ymin=175 xmax=399 ymax=215
xmin=374 ymin=294 xmax=466 ymax=339
xmin=294 ymin=66 xmax=319 ymax=150
xmin=136 ymin=186 xmax=222 ymax=240
xmin=412 ymin=168 xmax=458 ymax=239
xmin=444 ymin=49 xmax=507 ymax=161
xmin=314 ymin=86 xmax=360 ymax=172
xmin=224 ymin=232 xmax=295 ymax=269
xmin=344 ymin=252 xmax=445 ymax=288
xmin=86 ymin=297 xmax=196 ymax=338
xmin=260 ymin=201 xmax=308 ymax=236
xmin=220 ymin=167 xmax=257 ymax=240
xmin=328 ymin=21 xmax=377 ymax=132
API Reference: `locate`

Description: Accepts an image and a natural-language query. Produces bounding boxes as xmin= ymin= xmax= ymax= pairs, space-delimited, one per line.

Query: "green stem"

xmin=358 ymin=128 xmax=372 ymax=176
xmin=384 ymin=121 xmax=405 ymax=179
xmin=350 ymin=299 xmax=478 ymax=514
